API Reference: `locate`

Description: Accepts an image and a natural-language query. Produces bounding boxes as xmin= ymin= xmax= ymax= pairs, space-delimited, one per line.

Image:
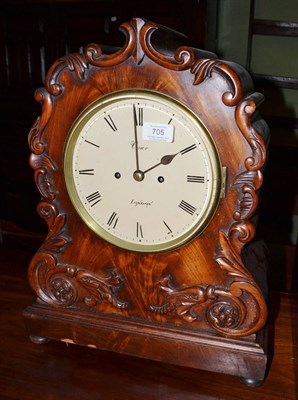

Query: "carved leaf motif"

xmin=48 ymin=213 xmax=66 ymax=236
xmin=233 ymin=170 xmax=262 ymax=190
xmin=37 ymin=203 xmax=63 ymax=230
xmin=29 ymin=153 xmax=55 ymax=171
xmin=39 ymin=237 xmax=68 ymax=255
xmin=30 ymin=152 xmax=57 ymax=201
xmin=232 ymin=171 xmax=262 ymax=220
xmin=28 ymin=89 xmax=53 ymax=155
xmin=150 ymin=275 xmax=247 ymax=334
xmin=28 ymin=118 xmax=44 ymax=154
xmin=37 ymin=203 xmax=68 ymax=254
xmin=216 ymin=228 xmax=253 ymax=280
xmin=29 ymin=247 xmax=129 ymax=310
xmin=191 ymin=59 xmax=244 ymax=106
xmin=76 ymin=269 xmax=129 ymax=309
xmin=236 ymin=97 xmax=267 ymax=171
xmin=45 ymin=59 xmax=66 ymax=95
xmin=44 ymin=53 xmax=88 ymax=96
xmin=150 ymin=275 xmax=216 ymax=322
xmin=35 ymin=170 xmax=56 ymax=201
xmin=235 ymin=190 xmax=255 ymax=221
xmin=63 ymin=53 xmax=88 ymax=80
xmin=191 ymin=59 xmax=220 ymax=85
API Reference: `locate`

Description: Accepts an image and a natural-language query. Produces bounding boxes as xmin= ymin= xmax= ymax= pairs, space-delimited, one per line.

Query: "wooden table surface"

xmin=0 ymin=246 xmax=297 ymax=400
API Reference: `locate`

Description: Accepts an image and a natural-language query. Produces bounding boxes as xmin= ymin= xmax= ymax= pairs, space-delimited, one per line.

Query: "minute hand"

xmin=143 ymin=144 xmax=197 ymax=175
xmin=133 ymin=104 xmax=140 ymax=171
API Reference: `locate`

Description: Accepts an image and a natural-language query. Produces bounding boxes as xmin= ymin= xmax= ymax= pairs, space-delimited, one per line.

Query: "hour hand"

xmin=143 ymin=152 xmax=178 ymax=174
xmin=143 ymin=144 xmax=197 ymax=175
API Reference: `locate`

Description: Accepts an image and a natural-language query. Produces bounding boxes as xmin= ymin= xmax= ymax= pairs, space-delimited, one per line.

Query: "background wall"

xmin=0 ymin=0 xmax=297 ymax=291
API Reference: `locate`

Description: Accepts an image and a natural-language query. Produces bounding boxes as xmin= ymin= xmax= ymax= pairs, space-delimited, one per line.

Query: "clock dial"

xmin=64 ymin=90 xmax=222 ymax=252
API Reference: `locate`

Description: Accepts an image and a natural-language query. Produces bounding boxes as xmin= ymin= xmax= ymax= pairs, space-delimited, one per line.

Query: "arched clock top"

xmin=38 ymin=17 xmax=261 ymax=107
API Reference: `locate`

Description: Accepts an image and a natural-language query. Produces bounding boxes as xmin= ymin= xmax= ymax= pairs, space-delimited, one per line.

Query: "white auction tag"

xmin=142 ymin=122 xmax=174 ymax=143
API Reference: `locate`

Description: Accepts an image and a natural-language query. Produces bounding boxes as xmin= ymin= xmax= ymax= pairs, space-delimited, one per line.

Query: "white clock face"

xmin=64 ymin=90 xmax=221 ymax=252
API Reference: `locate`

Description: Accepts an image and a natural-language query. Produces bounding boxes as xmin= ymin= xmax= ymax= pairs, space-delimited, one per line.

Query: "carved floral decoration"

xmin=150 ymin=275 xmax=243 ymax=330
xmin=28 ymin=18 xmax=267 ymax=337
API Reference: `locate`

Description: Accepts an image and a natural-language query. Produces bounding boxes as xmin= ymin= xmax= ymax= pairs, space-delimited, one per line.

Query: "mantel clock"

xmin=24 ymin=18 xmax=270 ymax=386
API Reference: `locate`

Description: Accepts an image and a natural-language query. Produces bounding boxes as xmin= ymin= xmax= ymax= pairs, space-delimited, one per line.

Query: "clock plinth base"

xmin=23 ymin=302 xmax=268 ymax=385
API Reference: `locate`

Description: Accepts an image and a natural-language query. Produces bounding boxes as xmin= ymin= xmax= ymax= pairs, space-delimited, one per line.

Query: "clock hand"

xmin=132 ymin=104 xmax=146 ymax=182
xmin=143 ymin=144 xmax=196 ymax=175
xmin=143 ymin=153 xmax=179 ymax=174
xmin=133 ymin=104 xmax=140 ymax=172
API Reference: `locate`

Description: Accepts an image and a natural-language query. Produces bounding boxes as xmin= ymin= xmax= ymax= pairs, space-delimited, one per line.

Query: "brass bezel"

xmin=64 ymin=89 xmax=222 ymax=253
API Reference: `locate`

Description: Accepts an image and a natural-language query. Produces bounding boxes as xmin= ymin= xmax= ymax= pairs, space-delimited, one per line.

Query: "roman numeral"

xmin=133 ymin=104 xmax=143 ymax=126
xmin=178 ymin=200 xmax=197 ymax=215
xmin=187 ymin=175 xmax=205 ymax=183
xmin=163 ymin=220 xmax=173 ymax=234
xmin=107 ymin=212 xmax=119 ymax=229
xmin=86 ymin=191 xmax=101 ymax=207
xmin=136 ymin=222 xmax=143 ymax=238
xmin=180 ymin=144 xmax=197 ymax=155
xmin=104 ymin=114 xmax=117 ymax=131
xmin=84 ymin=140 xmax=100 ymax=148
xmin=79 ymin=169 xmax=94 ymax=175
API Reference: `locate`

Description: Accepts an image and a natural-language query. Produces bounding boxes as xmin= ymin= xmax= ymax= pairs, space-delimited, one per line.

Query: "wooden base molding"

xmin=23 ymin=302 xmax=268 ymax=385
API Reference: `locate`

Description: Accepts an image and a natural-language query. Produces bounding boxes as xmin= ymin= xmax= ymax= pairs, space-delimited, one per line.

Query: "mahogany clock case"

xmin=24 ymin=18 xmax=270 ymax=385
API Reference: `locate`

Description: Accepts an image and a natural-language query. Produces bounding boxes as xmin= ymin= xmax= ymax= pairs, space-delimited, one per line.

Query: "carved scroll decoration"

xmin=85 ymin=18 xmax=195 ymax=70
xmin=151 ymin=98 xmax=267 ymax=336
xmin=191 ymin=59 xmax=245 ymax=107
xmin=28 ymin=201 xmax=128 ymax=311
xmin=192 ymin=48 xmax=267 ymax=336
xmin=143 ymin=21 xmax=267 ymax=336
xmin=86 ymin=21 xmax=137 ymax=66
xmin=30 ymin=252 xmax=128 ymax=310
xmin=140 ymin=21 xmax=195 ymax=70
xmin=44 ymin=53 xmax=89 ymax=96
xmin=150 ymin=275 xmax=244 ymax=330
xmin=28 ymin=69 xmax=128 ymax=312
